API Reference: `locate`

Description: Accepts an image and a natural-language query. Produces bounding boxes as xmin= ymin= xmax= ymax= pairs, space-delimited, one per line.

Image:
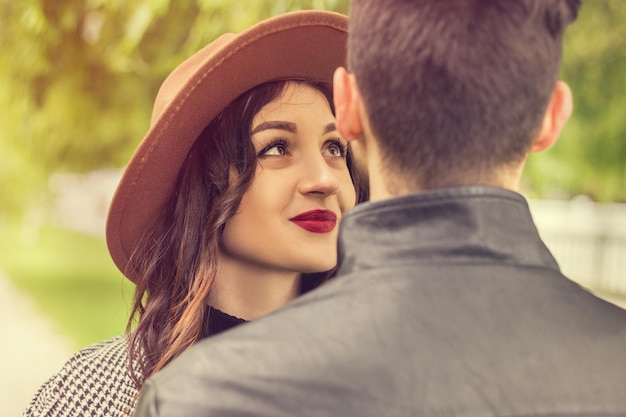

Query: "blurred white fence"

xmin=529 ymin=197 xmax=626 ymax=296
xmin=49 ymin=169 xmax=122 ymax=237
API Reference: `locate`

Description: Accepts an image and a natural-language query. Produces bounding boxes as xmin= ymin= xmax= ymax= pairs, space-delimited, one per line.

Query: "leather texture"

xmin=135 ymin=186 xmax=626 ymax=417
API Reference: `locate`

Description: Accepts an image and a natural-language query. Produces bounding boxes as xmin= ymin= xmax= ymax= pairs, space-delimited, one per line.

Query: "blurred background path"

xmin=0 ymin=271 xmax=73 ymax=416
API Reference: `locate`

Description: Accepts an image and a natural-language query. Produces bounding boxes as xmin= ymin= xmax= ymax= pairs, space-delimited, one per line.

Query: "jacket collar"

xmin=337 ymin=186 xmax=559 ymax=275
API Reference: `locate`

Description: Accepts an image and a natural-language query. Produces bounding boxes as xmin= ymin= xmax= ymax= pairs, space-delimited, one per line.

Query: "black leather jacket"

xmin=135 ymin=186 xmax=626 ymax=417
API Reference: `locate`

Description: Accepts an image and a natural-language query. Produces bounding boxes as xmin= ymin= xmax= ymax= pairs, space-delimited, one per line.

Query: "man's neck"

xmin=367 ymin=156 xmax=526 ymax=201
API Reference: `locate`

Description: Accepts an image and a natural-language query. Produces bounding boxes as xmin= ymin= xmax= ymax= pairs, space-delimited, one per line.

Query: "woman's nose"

xmin=297 ymin=153 xmax=340 ymax=197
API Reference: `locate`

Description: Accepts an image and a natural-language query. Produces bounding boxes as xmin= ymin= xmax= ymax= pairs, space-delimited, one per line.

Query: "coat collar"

xmin=337 ymin=186 xmax=559 ymax=275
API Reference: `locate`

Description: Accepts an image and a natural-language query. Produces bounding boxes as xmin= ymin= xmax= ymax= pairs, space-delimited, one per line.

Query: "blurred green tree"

xmin=1 ymin=0 xmax=625 ymax=216
xmin=523 ymin=0 xmax=626 ymax=201
xmin=0 ymin=0 xmax=349 ymax=214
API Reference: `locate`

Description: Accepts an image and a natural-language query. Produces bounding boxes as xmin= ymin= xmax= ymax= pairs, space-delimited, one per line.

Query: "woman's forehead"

xmin=252 ymin=83 xmax=333 ymax=126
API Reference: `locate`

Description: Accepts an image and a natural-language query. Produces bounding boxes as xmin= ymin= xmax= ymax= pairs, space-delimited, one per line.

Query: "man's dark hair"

xmin=348 ymin=0 xmax=581 ymax=189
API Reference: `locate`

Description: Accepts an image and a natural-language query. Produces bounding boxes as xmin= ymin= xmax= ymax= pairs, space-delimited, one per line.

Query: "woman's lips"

xmin=290 ymin=209 xmax=337 ymax=233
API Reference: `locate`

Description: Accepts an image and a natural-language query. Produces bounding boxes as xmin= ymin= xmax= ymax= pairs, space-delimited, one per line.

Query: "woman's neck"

xmin=208 ymin=253 xmax=301 ymax=321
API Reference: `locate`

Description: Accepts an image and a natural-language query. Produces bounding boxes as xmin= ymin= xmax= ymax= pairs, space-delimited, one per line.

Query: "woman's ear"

xmin=333 ymin=67 xmax=365 ymax=143
xmin=531 ymin=81 xmax=573 ymax=152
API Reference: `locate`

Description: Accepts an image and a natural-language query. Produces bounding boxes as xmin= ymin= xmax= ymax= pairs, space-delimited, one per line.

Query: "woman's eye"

xmin=264 ymin=144 xmax=287 ymax=156
xmin=258 ymin=140 xmax=289 ymax=157
xmin=323 ymin=140 xmax=347 ymax=158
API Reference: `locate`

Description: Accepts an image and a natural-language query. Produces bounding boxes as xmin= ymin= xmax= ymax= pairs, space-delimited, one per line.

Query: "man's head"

xmin=335 ymin=0 xmax=580 ymax=195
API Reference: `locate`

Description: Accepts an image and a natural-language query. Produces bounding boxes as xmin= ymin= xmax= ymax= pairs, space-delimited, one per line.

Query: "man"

xmin=135 ymin=1 xmax=626 ymax=416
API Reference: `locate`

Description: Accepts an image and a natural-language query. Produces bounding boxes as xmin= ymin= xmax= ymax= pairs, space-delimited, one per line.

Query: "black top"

xmin=201 ymin=277 xmax=323 ymax=338
xmin=203 ymin=307 xmax=248 ymax=337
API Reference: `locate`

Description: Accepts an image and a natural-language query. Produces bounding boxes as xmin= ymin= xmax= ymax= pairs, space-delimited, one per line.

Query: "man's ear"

xmin=531 ymin=81 xmax=573 ymax=152
xmin=333 ymin=67 xmax=365 ymax=143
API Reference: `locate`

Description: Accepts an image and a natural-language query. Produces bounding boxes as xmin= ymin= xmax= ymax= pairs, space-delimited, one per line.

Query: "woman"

xmin=24 ymin=10 xmax=364 ymax=417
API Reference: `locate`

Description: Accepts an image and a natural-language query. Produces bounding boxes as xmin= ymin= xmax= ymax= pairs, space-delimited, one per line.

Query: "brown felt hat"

xmin=106 ymin=10 xmax=348 ymax=281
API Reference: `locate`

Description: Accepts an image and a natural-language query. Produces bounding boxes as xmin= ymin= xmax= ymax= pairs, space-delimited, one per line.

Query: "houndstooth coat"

xmin=23 ymin=308 xmax=247 ymax=417
xmin=23 ymin=335 xmax=140 ymax=417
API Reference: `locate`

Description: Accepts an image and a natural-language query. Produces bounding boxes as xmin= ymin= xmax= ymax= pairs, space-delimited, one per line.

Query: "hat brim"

xmin=106 ymin=11 xmax=348 ymax=281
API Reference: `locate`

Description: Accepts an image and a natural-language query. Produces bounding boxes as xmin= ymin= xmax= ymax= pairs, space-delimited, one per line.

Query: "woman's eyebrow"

xmin=323 ymin=123 xmax=337 ymax=134
xmin=251 ymin=121 xmax=297 ymax=135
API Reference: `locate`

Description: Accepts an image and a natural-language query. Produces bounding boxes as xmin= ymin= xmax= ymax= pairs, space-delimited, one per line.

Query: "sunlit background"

xmin=0 ymin=1 xmax=624 ymax=415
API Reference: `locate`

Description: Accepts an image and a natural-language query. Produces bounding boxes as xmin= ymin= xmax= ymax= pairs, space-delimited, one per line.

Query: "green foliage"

xmin=0 ymin=218 xmax=134 ymax=348
xmin=1 ymin=0 xmax=624 ymax=215
xmin=0 ymin=0 xmax=350 ymax=215
xmin=523 ymin=0 xmax=626 ymax=201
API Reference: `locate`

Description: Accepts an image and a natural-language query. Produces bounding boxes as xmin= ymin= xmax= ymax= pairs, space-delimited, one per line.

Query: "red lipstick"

xmin=290 ymin=210 xmax=337 ymax=233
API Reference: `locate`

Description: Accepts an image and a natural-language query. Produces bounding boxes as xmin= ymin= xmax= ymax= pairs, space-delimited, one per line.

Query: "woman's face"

xmin=220 ymin=83 xmax=357 ymax=275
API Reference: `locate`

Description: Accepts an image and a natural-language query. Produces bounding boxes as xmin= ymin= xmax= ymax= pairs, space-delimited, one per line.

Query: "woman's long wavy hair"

xmin=125 ymin=78 xmax=367 ymax=388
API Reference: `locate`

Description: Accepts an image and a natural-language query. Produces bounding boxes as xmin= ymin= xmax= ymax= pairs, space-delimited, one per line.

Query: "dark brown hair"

xmin=348 ymin=0 xmax=580 ymax=190
xmin=125 ymin=79 xmax=365 ymax=388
